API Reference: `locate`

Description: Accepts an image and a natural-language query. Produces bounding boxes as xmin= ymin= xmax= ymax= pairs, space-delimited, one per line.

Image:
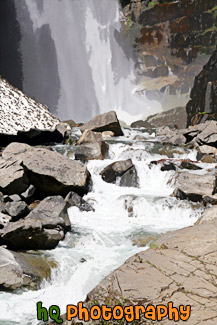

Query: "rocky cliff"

xmin=121 ymin=0 xmax=217 ymax=111
xmin=186 ymin=49 xmax=217 ymax=126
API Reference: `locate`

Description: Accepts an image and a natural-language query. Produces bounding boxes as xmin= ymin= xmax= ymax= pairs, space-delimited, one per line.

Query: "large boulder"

xmin=0 ymin=159 xmax=29 ymax=195
xmin=196 ymin=206 xmax=217 ymax=225
xmin=5 ymin=201 xmax=29 ymax=220
xmin=80 ymin=111 xmax=123 ymax=136
xmin=0 ymin=247 xmax=55 ymax=290
xmin=1 ymin=196 xmax=71 ymax=250
xmin=100 ymin=159 xmax=139 ymax=188
xmin=173 ymin=172 xmax=217 ymax=202
xmin=145 ymin=106 xmax=187 ymax=129
xmin=74 ymin=141 xmax=109 ymax=161
xmin=184 ymin=120 xmax=217 ymax=147
xmin=3 ymin=143 xmax=91 ymax=197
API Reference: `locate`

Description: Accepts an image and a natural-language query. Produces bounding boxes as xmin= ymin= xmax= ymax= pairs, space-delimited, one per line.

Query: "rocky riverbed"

xmin=0 ymin=106 xmax=217 ymax=324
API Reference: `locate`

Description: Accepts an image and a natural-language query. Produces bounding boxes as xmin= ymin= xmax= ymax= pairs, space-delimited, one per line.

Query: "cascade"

xmin=14 ymin=0 xmax=162 ymax=123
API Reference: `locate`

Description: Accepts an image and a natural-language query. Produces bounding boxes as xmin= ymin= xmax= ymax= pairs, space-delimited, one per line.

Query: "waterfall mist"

xmin=14 ymin=0 xmax=162 ymax=123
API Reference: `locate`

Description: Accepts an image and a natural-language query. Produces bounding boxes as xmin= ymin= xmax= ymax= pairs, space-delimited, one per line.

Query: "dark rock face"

xmin=1 ymin=196 xmax=70 ymax=250
xmin=121 ymin=0 xmax=216 ymax=111
xmin=0 ymin=0 xmax=23 ymax=90
xmin=186 ymin=50 xmax=217 ymax=126
xmin=74 ymin=141 xmax=109 ymax=161
xmin=80 ymin=111 xmax=123 ymax=136
xmin=100 ymin=159 xmax=139 ymax=188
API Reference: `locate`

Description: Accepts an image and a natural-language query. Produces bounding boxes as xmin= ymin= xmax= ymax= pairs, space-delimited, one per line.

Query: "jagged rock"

xmin=77 ymin=130 xmax=103 ymax=145
xmin=173 ymin=172 xmax=216 ymax=202
xmin=145 ymin=107 xmax=187 ymax=129
xmin=65 ymin=192 xmax=94 ymax=212
xmin=1 ymin=196 xmax=71 ymax=250
xmin=5 ymin=201 xmax=29 ymax=220
xmin=0 ymin=247 xmax=55 ymax=290
xmin=0 ymin=159 xmax=29 ymax=195
xmin=157 ymin=126 xmax=186 ymax=145
xmin=100 ymin=159 xmax=139 ymax=188
xmin=74 ymin=141 xmax=109 ymax=161
xmin=80 ymin=111 xmax=123 ymax=136
xmin=2 ymin=143 xmax=91 ymax=197
xmin=196 ymin=206 xmax=217 ymax=225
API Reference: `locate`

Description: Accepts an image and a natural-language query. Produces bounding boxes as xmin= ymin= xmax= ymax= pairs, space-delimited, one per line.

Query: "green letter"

xmin=37 ymin=302 xmax=48 ymax=321
xmin=49 ymin=305 xmax=63 ymax=324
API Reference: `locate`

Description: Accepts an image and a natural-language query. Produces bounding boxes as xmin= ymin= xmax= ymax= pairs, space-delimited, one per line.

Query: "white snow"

xmin=0 ymin=78 xmax=59 ymax=135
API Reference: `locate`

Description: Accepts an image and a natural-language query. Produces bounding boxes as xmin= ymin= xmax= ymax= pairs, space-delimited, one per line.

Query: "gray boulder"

xmin=65 ymin=191 xmax=94 ymax=212
xmin=1 ymin=196 xmax=71 ymax=250
xmin=74 ymin=141 xmax=109 ymax=161
xmin=0 ymin=247 xmax=56 ymax=290
xmin=173 ymin=172 xmax=216 ymax=202
xmin=77 ymin=129 xmax=103 ymax=145
xmin=100 ymin=159 xmax=139 ymax=188
xmin=3 ymin=143 xmax=91 ymax=197
xmin=184 ymin=120 xmax=217 ymax=147
xmin=0 ymin=159 xmax=29 ymax=195
xmin=80 ymin=111 xmax=123 ymax=136
xmin=5 ymin=201 xmax=29 ymax=220
xmin=3 ymin=194 xmax=22 ymax=202
xmin=0 ymin=212 xmax=11 ymax=229
xmin=145 ymin=106 xmax=187 ymax=129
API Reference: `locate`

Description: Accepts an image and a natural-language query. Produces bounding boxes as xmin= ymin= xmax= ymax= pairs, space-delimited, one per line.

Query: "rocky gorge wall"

xmin=120 ymin=0 xmax=217 ymax=112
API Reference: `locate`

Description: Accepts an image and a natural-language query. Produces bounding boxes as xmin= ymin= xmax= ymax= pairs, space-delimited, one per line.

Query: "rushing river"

xmin=0 ymin=127 xmax=203 ymax=325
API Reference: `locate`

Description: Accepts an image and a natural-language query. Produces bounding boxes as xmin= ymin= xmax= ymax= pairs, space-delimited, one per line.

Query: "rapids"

xmin=0 ymin=127 xmax=203 ymax=325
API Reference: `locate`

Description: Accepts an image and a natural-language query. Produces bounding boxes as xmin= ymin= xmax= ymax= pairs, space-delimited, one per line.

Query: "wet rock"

xmin=130 ymin=120 xmax=154 ymax=129
xmin=173 ymin=172 xmax=216 ymax=202
xmin=5 ymin=201 xmax=29 ymax=220
xmin=150 ymin=159 xmax=201 ymax=171
xmin=74 ymin=141 xmax=109 ymax=161
xmin=80 ymin=111 xmax=123 ymax=136
xmin=77 ymin=130 xmax=103 ymax=145
xmin=200 ymin=154 xmax=217 ymax=164
xmin=0 ymin=247 xmax=55 ymax=290
xmin=3 ymin=143 xmax=91 ymax=197
xmin=179 ymin=160 xmax=202 ymax=170
xmin=100 ymin=159 xmax=139 ymax=188
xmin=202 ymin=194 xmax=217 ymax=206
xmin=65 ymin=191 xmax=94 ymax=212
xmin=0 ymin=159 xmax=29 ymax=195
xmin=146 ymin=107 xmax=187 ymax=129
xmin=1 ymin=196 xmax=71 ymax=250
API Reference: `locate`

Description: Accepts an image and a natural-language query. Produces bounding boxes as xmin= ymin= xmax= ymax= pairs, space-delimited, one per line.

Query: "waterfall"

xmin=14 ymin=0 xmax=162 ymax=124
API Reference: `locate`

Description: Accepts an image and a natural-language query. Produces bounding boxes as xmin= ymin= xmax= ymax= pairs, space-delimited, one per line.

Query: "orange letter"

xmin=124 ymin=306 xmax=134 ymax=322
xmin=113 ymin=306 xmax=124 ymax=320
xmin=66 ymin=305 xmax=78 ymax=321
xmin=78 ymin=302 xmax=89 ymax=321
xmin=135 ymin=306 xmax=146 ymax=320
xmin=168 ymin=302 xmax=179 ymax=322
xmin=145 ymin=305 xmax=156 ymax=321
xmin=102 ymin=305 xmax=112 ymax=321
xmin=90 ymin=306 xmax=101 ymax=320
xmin=157 ymin=305 xmax=168 ymax=321
xmin=180 ymin=305 xmax=191 ymax=321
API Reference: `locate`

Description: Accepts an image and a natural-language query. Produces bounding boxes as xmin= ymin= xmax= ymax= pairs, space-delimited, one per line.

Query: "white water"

xmin=15 ymin=0 xmax=162 ymax=124
xmin=0 ymin=128 xmax=203 ymax=325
